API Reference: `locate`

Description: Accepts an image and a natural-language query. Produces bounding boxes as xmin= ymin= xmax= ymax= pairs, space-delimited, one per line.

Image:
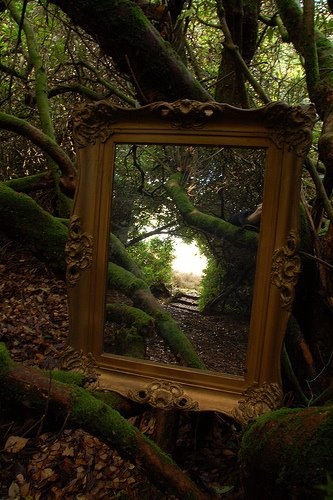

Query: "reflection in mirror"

xmin=104 ymin=144 xmax=265 ymax=377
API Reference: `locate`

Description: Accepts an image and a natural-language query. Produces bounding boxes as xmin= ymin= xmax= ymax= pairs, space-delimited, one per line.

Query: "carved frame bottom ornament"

xmin=59 ymin=346 xmax=282 ymax=424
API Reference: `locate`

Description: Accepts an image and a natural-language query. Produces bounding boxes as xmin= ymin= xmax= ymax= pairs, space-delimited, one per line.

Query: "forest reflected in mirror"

xmin=104 ymin=144 xmax=265 ymax=376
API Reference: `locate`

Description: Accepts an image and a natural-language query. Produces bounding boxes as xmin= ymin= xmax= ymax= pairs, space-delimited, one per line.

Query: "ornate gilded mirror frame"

xmin=66 ymin=100 xmax=316 ymax=423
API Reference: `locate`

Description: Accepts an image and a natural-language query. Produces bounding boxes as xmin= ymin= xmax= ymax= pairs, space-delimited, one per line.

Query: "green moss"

xmin=108 ymin=262 xmax=149 ymax=295
xmin=70 ymin=385 xmax=174 ymax=465
xmin=240 ymin=406 xmax=333 ymax=498
xmin=90 ymin=390 xmax=127 ymax=409
xmin=0 ymin=343 xmax=13 ymax=375
xmin=114 ymin=327 xmax=146 ymax=358
xmin=0 ymin=182 xmax=68 ymax=272
xmin=50 ymin=370 xmax=87 ymax=386
xmin=106 ymin=303 xmax=154 ymax=336
xmin=166 ymin=174 xmax=258 ymax=251
xmin=109 ymin=233 xmax=145 ymax=279
xmin=107 ymin=261 xmax=205 ymax=369
xmin=5 ymin=172 xmax=48 ymax=191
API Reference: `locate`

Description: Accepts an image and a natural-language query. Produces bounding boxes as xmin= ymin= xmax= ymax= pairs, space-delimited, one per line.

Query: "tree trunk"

xmin=215 ymin=0 xmax=260 ymax=106
xmin=276 ymin=0 xmax=333 ymax=210
xmin=49 ymin=0 xmax=211 ymax=104
xmin=0 ymin=112 xmax=75 ymax=178
xmin=0 ymin=344 xmax=212 ymax=499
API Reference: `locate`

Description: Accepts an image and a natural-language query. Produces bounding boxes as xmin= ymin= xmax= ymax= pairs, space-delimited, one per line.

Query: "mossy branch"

xmin=239 ymin=405 xmax=333 ymax=498
xmin=0 ymin=182 xmax=68 ymax=273
xmin=4 ymin=0 xmax=55 ymax=140
xmin=0 ymin=111 xmax=75 ymax=178
xmin=165 ymin=173 xmax=258 ymax=251
xmin=4 ymin=0 xmax=73 ymax=216
xmin=109 ymin=233 xmax=146 ymax=279
xmin=48 ymin=0 xmax=212 ymax=103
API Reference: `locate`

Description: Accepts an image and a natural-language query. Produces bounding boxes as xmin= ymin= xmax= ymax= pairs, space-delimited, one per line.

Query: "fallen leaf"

xmin=8 ymin=481 xmax=20 ymax=499
xmin=40 ymin=468 xmax=56 ymax=480
xmin=5 ymin=435 xmax=29 ymax=453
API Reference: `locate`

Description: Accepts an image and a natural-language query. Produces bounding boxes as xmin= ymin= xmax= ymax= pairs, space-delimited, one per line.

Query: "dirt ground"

xmin=0 ymin=237 xmax=246 ymax=499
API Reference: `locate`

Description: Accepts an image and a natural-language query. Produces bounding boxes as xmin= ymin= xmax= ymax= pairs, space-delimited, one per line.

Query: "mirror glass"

xmin=104 ymin=144 xmax=265 ymax=377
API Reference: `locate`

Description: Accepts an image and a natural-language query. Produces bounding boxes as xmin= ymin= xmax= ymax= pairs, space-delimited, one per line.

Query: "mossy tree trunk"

xmin=4 ymin=0 xmax=73 ymax=216
xmin=215 ymin=0 xmax=261 ymax=107
xmin=165 ymin=173 xmax=259 ymax=251
xmin=276 ymin=0 xmax=333 ymax=224
xmin=48 ymin=0 xmax=211 ymax=104
xmin=0 ymin=112 xmax=75 ymax=180
xmin=239 ymin=405 xmax=333 ymax=499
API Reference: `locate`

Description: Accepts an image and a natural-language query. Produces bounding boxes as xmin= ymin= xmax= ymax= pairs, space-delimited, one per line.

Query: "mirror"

xmin=66 ymin=100 xmax=315 ymax=421
xmin=105 ymin=144 xmax=265 ymax=378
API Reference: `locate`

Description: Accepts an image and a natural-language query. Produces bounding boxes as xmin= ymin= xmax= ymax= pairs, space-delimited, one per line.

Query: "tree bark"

xmin=215 ymin=0 xmax=261 ymax=106
xmin=0 ymin=344 xmax=211 ymax=500
xmin=276 ymin=0 xmax=333 ymax=209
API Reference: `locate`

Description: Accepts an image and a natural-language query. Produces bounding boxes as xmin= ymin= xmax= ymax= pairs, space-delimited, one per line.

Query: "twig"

xmin=125 ymin=54 xmax=148 ymax=103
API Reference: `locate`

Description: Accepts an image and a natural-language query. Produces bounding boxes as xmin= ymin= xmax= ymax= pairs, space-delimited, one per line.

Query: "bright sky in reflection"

xmin=172 ymin=239 xmax=207 ymax=276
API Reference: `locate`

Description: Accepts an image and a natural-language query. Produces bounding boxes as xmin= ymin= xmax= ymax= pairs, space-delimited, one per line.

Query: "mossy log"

xmin=239 ymin=405 xmax=333 ymax=499
xmin=108 ymin=262 xmax=206 ymax=369
xmin=106 ymin=303 xmax=155 ymax=336
xmin=106 ymin=303 xmax=155 ymax=357
xmin=0 ymin=344 xmax=211 ymax=499
xmin=109 ymin=233 xmax=146 ymax=279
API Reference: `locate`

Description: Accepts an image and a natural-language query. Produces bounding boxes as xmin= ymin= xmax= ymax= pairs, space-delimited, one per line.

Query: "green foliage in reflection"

xmin=198 ymin=257 xmax=224 ymax=312
xmin=127 ymin=237 xmax=174 ymax=287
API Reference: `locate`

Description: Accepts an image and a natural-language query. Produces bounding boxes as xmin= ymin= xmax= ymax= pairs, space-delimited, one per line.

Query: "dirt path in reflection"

xmin=146 ymin=303 xmax=249 ymax=375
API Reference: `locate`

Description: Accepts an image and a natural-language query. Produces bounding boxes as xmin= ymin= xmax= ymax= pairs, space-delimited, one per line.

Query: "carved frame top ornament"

xmin=73 ymin=99 xmax=317 ymax=155
xmin=67 ymin=98 xmax=316 ymax=418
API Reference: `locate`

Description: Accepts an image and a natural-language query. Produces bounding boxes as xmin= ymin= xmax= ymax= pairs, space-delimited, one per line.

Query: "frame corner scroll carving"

xmin=128 ymin=380 xmax=199 ymax=410
xmin=59 ymin=346 xmax=99 ymax=388
xmin=73 ymin=101 xmax=117 ymax=147
xmin=65 ymin=215 xmax=93 ymax=287
xmin=231 ymin=382 xmax=283 ymax=426
xmin=265 ymin=102 xmax=317 ymax=156
xmin=271 ymin=230 xmax=301 ymax=311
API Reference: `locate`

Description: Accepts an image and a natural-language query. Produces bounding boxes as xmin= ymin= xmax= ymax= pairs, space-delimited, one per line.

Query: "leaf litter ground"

xmin=0 ymin=236 xmax=245 ymax=499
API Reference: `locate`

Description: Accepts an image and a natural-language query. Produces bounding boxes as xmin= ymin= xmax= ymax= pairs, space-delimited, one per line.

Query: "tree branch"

xmin=0 ymin=111 xmax=75 ymax=177
xmin=48 ymin=0 xmax=212 ymax=103
xmin=165 ymin=173 xmax=258 ymax=250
